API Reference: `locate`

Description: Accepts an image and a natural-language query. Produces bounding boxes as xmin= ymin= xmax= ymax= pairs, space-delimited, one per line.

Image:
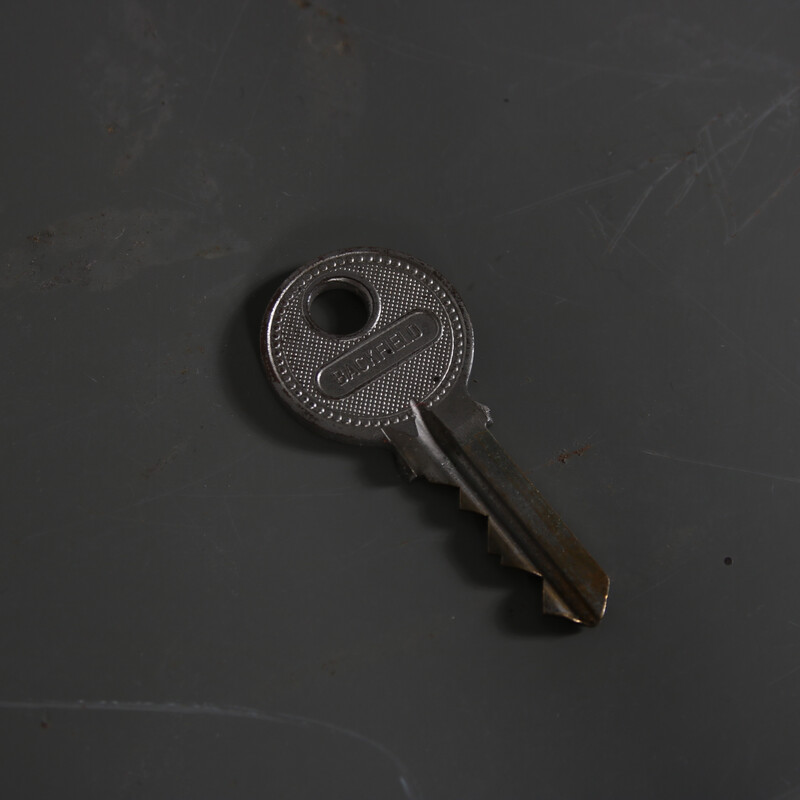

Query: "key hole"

xmin=308 ymin=280 xmax=372 ymax=336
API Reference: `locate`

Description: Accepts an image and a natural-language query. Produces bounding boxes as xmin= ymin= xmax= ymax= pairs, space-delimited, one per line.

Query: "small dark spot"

xmin=40 ymin=720 xmax=49 ymax=730
xmin=724 ymin=556 xmax=733 ymax=566
xmin=336 ymin=14 xmax=346 ymax=23
xmin=292 ymin=0 xmax=312 ymax=7
xmin=503 ymin=97 xmax=509 ymax=103
xmin=322 ymin=659 xmax=337 ymax=676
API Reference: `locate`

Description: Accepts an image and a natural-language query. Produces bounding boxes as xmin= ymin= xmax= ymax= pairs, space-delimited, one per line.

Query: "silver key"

xmin=261 ymin=248 xmax=610 ymax=625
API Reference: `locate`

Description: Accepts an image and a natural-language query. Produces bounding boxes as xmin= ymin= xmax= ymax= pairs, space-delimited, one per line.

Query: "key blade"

xmin=388 ymin=396 xmax=609 ymax=626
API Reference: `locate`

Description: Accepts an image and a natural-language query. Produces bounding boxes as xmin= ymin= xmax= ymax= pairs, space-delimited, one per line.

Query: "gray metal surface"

xmin=2 ymin=0 xmax=800 ymax=798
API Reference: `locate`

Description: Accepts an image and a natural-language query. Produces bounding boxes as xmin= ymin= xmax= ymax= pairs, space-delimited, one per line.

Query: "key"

xmin=261 ymin=248 xmax=610 ymax=625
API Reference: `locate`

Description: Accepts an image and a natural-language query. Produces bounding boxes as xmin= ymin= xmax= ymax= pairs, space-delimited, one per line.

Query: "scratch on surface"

xmin=0 ymin=699 xmax=421 ymax=799
xmin=642 ymin=450 xmax=800 ymax=485
xmin=700 ymin=125 xmax=737 ymax=239
xmin=768 ymin=663 xmax=800 ymax=687
xmin=497 ymin=170 xmax=635 ymax=219
xmin=726 ymin=86 xmax=799 ymax=162
xmin=153 ymin=188 xmax=203 ymax=209
xmin=736 ymin=164 xmax=800 ymax=234
xmin=673 ymin=86 xmax=800 ymax=234
xmin=628 ymin=562 xmax=692 ymax=602
xmin=508 ymin=86 xmax=798 ymax=237
xmin=769 ymin=782 xmax=800 ymax=800
xmin=583 ymin=203 xmax=612 ymax=243
xmin=590 ymin=204 xmax=800 ymax=406
xmin=496 ymin=153 xmax=681 ymax=220
xmin=670 ymin=150 xmax=701 ymax=210
xmin=699 ymin=86 xmax=799 ymax=179
xmin=606 ymin=158 xmax=684 ymax=252
xmin=198 ymin=0 xmax=252 ymax=112
xmin=611 ymin=84 xmax=797 ymax=245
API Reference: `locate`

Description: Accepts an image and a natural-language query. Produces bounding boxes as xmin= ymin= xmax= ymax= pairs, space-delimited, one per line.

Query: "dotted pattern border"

xmin=269 ymin=253 xmax=466 ymax=428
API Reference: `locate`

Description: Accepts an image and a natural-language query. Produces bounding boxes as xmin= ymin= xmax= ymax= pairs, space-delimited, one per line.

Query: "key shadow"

xmin=221 ymin=225 xmax=583 ymax=637
xmin=219 ymin=269 xmax=398 ymax=489
xmin=402 ymin=479 xmax=583 ymax=638
xmin=219 ymin=215 xmax=449 ymax=489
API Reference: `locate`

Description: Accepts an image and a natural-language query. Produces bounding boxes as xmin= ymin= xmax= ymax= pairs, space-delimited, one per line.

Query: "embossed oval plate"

xmin=261 ymin=248 xmax=474 ymax=444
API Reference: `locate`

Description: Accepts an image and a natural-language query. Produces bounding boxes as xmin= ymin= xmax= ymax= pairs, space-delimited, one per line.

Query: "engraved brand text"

xmin=316 ymin=310 xmax=441 ymax=399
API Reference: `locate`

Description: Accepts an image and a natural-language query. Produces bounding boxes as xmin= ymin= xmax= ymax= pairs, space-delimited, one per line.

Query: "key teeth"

xmin=459 ymin=481 xmax=607 ymax=626
xmin=458 ymin=489 xmax=484 ymax=514
xmin=541 ymin=582 xmax=578 ymax=622
xmin=541 ymin=581 xmax=607 ymax=627
xmin=487 ymin=520 xmax=540 ymax=575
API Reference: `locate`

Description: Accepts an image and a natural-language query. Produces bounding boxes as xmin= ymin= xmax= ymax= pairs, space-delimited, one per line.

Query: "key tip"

xmin=542 ymin=578 xmax=609 ymax=627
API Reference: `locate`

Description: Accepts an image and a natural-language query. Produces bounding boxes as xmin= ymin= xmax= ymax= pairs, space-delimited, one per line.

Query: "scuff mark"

xmin=734 ymin=164 xmax=800 ymax=236
xmin=606 ymin=157 xmax=685 ymax=252
xmin=198 ymin=0 xmax=252 ymax=114
xmin=556 ymin=443 xmax=594 ymax=464
xmin=607 ymin=86 xmax=799 ymax=246
xmin=141 ymin=440 xmax=190 ymax=479
xmin=3 ymin=208 xmax=250 ymax=291
xmin=497 ymin=169 xmax=638 ymax=219
xmin=0 ymin=698 xmax=422 ymax=800
xmin=642 ymin=449 xmax=800 ymax=485
xmin=671 ymin=86 xmax=800 ymax=239
xmin=287 ymin=0 xmax=363 ymax=139
xmin=81 ymin=1 xmax=180 ymax=176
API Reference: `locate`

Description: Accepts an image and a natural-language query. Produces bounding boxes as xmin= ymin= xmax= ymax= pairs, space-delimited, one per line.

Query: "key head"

xmin=261 ymin=248 xmax=474 ymax=445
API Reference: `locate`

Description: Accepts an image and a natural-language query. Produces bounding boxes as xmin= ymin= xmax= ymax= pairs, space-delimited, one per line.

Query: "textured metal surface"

xmin=262 ymin=248 xmax=472 ymax=444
